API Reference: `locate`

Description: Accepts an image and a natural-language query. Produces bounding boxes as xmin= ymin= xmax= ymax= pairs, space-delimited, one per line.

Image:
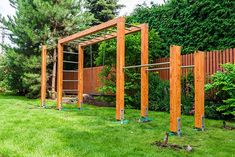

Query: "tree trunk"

xmin=51 ymin=48 xmax=57 ymax=99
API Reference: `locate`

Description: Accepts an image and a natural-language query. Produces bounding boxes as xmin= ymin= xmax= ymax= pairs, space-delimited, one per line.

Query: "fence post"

xmin=41 ymin=45 xmax=47 ymax=108
xmin=140 ymin=24 xmax=149 ymax=118
xmin=194 ymin=51 xmax=205 ymax=130
xmin=170 ymin=45 xmax=181 ymax=135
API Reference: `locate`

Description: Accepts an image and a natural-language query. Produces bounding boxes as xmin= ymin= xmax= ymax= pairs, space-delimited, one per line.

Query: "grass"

xmin=0 ymin=94 xmax=234 ymax=157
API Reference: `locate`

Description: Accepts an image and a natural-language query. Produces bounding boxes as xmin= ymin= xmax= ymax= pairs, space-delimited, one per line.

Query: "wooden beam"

xmin=56 ymin=43 xmax=63 ymax=110
xmin=140 ymin=24 xmax=149 ymax=118
xmin=170 ymin=45 xmax=181 ymax=134
xmin=116 ymin=17 xmax=125 ymax=120
xmin=59 ymin=17 xmax=122 ymax=44
xmin=40 ymin=45 xmax=47 ymax=107
xmin=79 ymin=25 xmax=143 ymax=47
xmin=78 ymin=45 xmax=84 ymax=109
xmin=194 ymin=51 xmax=205 ymax=130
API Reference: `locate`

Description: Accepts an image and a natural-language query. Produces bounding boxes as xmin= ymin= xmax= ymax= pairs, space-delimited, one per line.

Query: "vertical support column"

xmin=194 ymin=51 xmax=205 ymax=130
xmin=57 ymin=43 xmax=63 ymax=110
xmin=170 ymin=45 xmax=181 ymax=134
xmin=41 ymin=45 xmax=47 ymax=108
xmin=141 ymin=24 xmax=149 ymax=118
xmin=116 ymin=17 xmax=125 ymax=120
xmin=78 ymin=45 xmax=84 ymax=109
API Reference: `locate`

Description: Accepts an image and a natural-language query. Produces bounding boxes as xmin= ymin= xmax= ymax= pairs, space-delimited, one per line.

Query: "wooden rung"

xmin=63 ymin=51 xmax=78 ymax=55
xmin=63 ymin=89 xmax=78 ymax=92
xmin=63 ymin=80 xmax=79 ymax=82
xmin=63 ymin=61 xmax=78 ymax=64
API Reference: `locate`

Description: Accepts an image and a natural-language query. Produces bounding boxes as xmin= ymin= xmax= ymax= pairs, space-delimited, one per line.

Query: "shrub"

xmin=205 ymin=63 xmax=235 ymax=118
xmin=149 ymin=73 xmax=169 ymax=112
xmin=0 ymin=49 xmax=41 ymax=98
xmin=181 ymin=71 xmax=194 ymax=115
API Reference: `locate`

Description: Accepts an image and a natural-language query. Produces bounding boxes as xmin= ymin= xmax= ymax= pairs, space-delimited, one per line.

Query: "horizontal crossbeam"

xmin=123 ymin=62 xmax=170 ymax=69
xmin=63 ymin=80 xmax=79 ymax=82
xmin=79 ymin=24 xmax=145 ymax=47
xmin=181 ymin=65 xmax=194 ymax=68
xmin=63 ymin=89 xmax=78 ymax=92
xmin=63 ymin=70 xmax=78 ymax=73
xmin=147 ymin=65 xmax=195 ymax=71
xmin=146 ymin=67 xmax=170 ymax=71
xmin=59 ymin=17 xmax=122 ymax=44
xmin=63 ymin=61 xmax=78 ymax=64
xmin=63 ymin=51 xmax=78 ymax=55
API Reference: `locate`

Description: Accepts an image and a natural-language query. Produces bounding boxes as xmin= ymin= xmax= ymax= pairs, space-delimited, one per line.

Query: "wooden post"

xmin=194 ymin=51 xmax=205 ymax=130
xmin=170 ymin=45 xmax=181 ymax=134
xmin=116 ymin=17 xmax=125 ymax=120
xmin=41 ymin=45 xmax=47 ymax=107
xmin=78 ymin=45 xmax=84 ymax=109
xmin=141 ymin=24 xmax=149 ymax=118
xmin=57 ymin=43 xmax=63 ymax=110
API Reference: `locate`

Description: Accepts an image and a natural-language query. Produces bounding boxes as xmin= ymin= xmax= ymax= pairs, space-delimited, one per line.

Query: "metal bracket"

xmin=145 ymin=107 xmax=148 ymax=118
xmin=120 ymin=109 xmax=124 ymax=124
xmin=79 ymin=102 xmax=83 ymax=110
xmin=177 ymin=117 xmax=182 ymax=136
xmin=41 ymin=101 xmax=46 ymax=108
xmin=202 ymin=115 xmax=205 ymax=131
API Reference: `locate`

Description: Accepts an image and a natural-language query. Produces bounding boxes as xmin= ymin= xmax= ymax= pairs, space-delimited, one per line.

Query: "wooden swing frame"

xmin=40 ymin=17 xmax=205 ymax=132
xmin=56 ymin=17 xmax=149 ymax=120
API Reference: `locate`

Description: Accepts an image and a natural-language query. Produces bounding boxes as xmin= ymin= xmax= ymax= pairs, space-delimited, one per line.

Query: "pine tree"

xmin=0 ymin=0 xmax=93 ymax=98
xmin=85 ymin=0 xmax=124 ymax=25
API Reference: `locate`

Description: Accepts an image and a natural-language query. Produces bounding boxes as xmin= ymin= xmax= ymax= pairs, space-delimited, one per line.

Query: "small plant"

xmin=181 ymin=71 xmax=195 ymax=115
xmin=205 ymin=63 xmax=235 ymax=118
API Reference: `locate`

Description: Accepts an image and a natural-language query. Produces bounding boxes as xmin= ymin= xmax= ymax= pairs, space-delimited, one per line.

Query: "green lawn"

xmin=0 ymin=94 xmax=234 ymax=157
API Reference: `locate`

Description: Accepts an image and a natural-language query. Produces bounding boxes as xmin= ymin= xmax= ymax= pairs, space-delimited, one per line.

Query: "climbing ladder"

xmin=62 ymin=50 xmax=79 ymax=107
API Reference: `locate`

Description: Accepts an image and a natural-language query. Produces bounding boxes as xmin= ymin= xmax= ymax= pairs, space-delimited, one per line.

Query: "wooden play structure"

xmin=40 ymin=17 xmax=205 ymax=134
xmin=56 ymin=17 xmax=149 ymax=121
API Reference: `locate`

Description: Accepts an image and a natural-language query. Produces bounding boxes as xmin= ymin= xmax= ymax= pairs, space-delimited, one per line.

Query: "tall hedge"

xmin=127 ymin=0 xmax=235 ymax=56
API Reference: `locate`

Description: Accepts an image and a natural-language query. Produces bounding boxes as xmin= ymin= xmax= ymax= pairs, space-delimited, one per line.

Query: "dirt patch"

xmin=83 ymin=95 xmax=115 ymax=107
xmin=222 ymin=121 xmax=235 ymax=130
xmin=152 ymin=140 xmax=193 ymax=152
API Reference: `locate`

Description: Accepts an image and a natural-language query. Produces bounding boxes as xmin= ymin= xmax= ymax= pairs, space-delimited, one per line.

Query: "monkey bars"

xmin=41 ymin=17 xmax=205 ymax=134
xmin=56 ymin=17 xmax=149 ymax=121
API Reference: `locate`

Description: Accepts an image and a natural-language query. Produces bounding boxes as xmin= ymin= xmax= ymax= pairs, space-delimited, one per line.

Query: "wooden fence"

xmin=63 ymin=48 xmax=235 ymax=94
xmin=156 ymin=48 xmax=235 ymax=81
xmin=63 ymin=66 xmax=103 ymax=94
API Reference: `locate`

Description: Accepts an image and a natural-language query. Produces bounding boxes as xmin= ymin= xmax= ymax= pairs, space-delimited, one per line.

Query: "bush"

xmin=181 ymin=71 xmax=194 ymax=115
xmin=0 ymin=49 xmax=41 ymax=98
xmin=127 ymin=0 xmax=235 ymax=55
xmin=149 ymin=73 xmax=169 ymax=112
xmin=205 ymin=63 xmax=235 ymax=119
xmin=95 ymin=29 xmax=162 ymax=109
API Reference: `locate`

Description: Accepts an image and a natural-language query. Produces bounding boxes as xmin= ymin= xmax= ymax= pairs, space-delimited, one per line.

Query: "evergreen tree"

xmin=83 ymin=0 xmax=123 ymax=68
xmin=0 ymin=0 xmax=93 ymax=98
xmin=85 ymin=0 xmax=124 ymax=25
